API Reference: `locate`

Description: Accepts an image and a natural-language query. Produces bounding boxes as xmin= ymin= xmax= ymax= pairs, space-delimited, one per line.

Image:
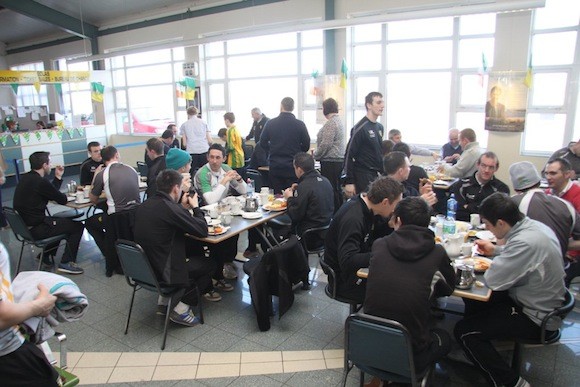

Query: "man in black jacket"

xmin=324 ymin=176 xmax=404 ymax=303
xmin=79 ymin=141 xmax=102 ymax=186
xmin=134 ymin=169 xmax=215 ymax=327
xmin=246 ymin=107 xmax=269 ymax=142
xmin=145 ymin=138 xmax=166 ymax=198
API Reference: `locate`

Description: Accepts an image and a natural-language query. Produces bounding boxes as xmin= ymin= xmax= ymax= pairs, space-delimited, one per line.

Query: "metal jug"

xmin=244 ymin=197 xmax=259 ymax=212
xmin=455 ymin=262 xmax=476 ymax=290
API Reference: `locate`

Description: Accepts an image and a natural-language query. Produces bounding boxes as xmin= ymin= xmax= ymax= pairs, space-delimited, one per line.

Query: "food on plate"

xmin=467 ymin=230 xmax=478 ymax=238
xmin=473 ymin=257 xmax=491 ymax=272
xmin=208 ymin=225 xmax=224 ymax=234
xmin=434 ymin=236 xmax=442 ymax=243
xmin=269 ymin=199 xmax=287 ymax=210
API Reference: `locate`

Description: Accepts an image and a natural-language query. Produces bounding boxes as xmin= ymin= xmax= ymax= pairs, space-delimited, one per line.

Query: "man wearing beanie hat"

xmin=165 ymin=148 xmax=194 ymax=193
xmin=509 ymin=161 xmax=580 ymax=270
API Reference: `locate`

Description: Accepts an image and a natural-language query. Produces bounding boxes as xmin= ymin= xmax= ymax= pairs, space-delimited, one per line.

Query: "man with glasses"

xmin=450 ymin=152 xmax=509 ymax=222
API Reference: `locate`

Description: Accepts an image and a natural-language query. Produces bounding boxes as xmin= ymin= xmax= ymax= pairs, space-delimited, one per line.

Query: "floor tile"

xmin=282 ymin=349 xmax=324 ymax=361
xmin=70 ymin=366 xmax=114 ymax=384
xmin=199 ymin=351 xmax=241 ymax=364
xmin=158 ymin=352 xmax=200 ymax=366
xmin=283 ymin=358 xmax=327 ymax=373
xmin=196 ymin=363 xmax=240 ymax=379
xmin=74 ymin=351 xmax=121 ymax=368
xmin=117 ymin=352 xmax=160 ymax=367
xmin=152 ymin=365 xmax=198 ymax=381
xmin=241 ymin=351 xmax=282 ymax=363
xmin=240 ymin=361 xmax=283 ymax=376
xmin=108 ymin=365 xmax=155 ymax=383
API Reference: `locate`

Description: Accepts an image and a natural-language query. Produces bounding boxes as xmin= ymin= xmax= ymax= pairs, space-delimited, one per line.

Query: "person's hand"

xmin=419 ymin=179 xmax=433 ymax=195
xmin=474 ymin=239 xmax=495 ymax=256
xmin=283 ymin=187 xmax=293 ymax=199
xmin=181 ymin=175 xmax=192 ymax=193
xmin=431 ymin=152 xmax=440 ymax=160
xmin=344 ymin=184 xmax=356 ymax=199
xmin=54 ymin=165 xmax=64 ymax=179
xmin=221 ymin=170 xmax=237 ymax=185
xmin=421 ymin=191 xmax=437 ymax=206
xmin=182 ymin=191 xmax=199 ymax=209
xmin=33 ymin=284 xmax=57 ymax=317
xmin=437 ymin=165 xmax=446 ymax=173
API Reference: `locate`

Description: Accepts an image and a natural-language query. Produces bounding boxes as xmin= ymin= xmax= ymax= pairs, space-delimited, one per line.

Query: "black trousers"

xmin=320 ymin=160 xmax=344 ymax=212
xmin=186 ymin=236 xmax=239 ymax=281
xmin=84 ymin=212 xmax=108 ymax=259
xmin=268 ymin=172 xmax=296 ymax=194
xmin=352 ymin=168 xmax=380 ymax=195
xmin=180 ymin=256 xmax=216 ymax=305
xmin=0 ymin=341 xmax=60 ymax=387
xmin=30 ymin=217 xmax=84 ymax=264
xmin=414 ymin=328 xmax=452 ymax=374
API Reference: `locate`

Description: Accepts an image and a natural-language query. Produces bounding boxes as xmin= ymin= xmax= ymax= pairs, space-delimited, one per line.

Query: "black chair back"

xmin=4 ymin=207 xmax=34 ymax=242
xmin=301 ymin=224 xmax=330 ymax=254
xmin=136 ymin=161 xmax=149 ymax=177
xmin=116 ymin=239 xmax=160 ymax=292
xmin=243 ymin=143 xmax=254 ymax=165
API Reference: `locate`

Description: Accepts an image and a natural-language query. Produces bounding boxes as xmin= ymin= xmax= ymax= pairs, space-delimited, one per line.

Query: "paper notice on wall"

xmin=1 ymin=106 xmax=14 ymax=116
xmin=17 ymin=107 xmax=26 ymax=118
xmin=31 ymin=112 xmax=39 ymax=120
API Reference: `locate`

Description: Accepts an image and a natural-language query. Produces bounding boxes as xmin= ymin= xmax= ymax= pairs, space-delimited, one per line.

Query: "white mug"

xmin=75 ymin=192 xmax=84 ymax=203
xmin=83 ymin=186 xmax=91 ymax=198
xmin=470 ymin=214 xmax=481 ymax=227
xmin=208 ymin=207 xmax=219 ymax=219
xmin=461 ymin=243 xmax=473 ymax=257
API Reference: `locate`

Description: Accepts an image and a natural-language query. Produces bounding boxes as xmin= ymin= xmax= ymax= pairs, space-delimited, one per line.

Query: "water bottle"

xmin=246 ymin=178 xmax=254 ymax=197
xmin=447 ymin=193 xmax=457 ymax=220
xmin=443 ymin=217 xmax=456 ymax=237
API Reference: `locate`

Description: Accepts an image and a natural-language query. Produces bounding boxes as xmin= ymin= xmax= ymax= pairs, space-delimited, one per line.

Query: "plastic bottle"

xmin=246 ymin=178 xmax=254 ymax=197
xmin=443 ymin=194 xmax=458 ymax=237
xmin=447 ymin=193 xmax=457 ymax=220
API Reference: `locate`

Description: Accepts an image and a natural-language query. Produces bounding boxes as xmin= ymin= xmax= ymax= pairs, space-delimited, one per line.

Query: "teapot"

xmin=244 ymin=197 xmax=259 ymax=212
xmin=444 ymin=234 xmax=462 ymax=257
xmin=455 ymin=260 xmax=476 ymax=290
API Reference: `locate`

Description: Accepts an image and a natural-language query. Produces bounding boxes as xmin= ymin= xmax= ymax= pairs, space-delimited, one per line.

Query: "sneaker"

xmin=213 ymin=279 xmax=234 ymax=292
xmin=203 ymin=290 xmax=222 ymax=302
xmin=169 ymin=309 xmax=200 ymax=327
xmin=514 ymin=376 xmax=531 ymax=387
xmin=243 ymin=249 xmax=259 ymax=258
xmin=156 ymin=304 xmax=168 ymax=316
xmin=57 ymin=262 xmax=84 ymax=275
xmin=223 ymin=263 xmax=238 ymax=279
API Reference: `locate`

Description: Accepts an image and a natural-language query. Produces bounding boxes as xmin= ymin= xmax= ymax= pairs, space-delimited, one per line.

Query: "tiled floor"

xmin=3 ymin=185 xmax=580 ymax=386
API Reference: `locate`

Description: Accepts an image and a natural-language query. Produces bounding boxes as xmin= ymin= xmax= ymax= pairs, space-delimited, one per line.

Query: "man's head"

xmin=293 ymin=152 xmax=314 ymax=179
xmin=509 ymin=161 xmax=541 ymax=192
xmin=207 ymin=143 xmax=226 ymax=172
xmin=6 ymin=121 xmax=16 ymax=131
xmin=223 ymin=112 xmax=235 ymax=127
xmin=382 ymin=140 xmax=394 ymax=156
xmin=393 ymin=196 xmax=431 ymax=229
xmin=383 ymin=151 xmax=411 ymax=182
xmin=365 ymin=92 xmax=384 ymax=120
xmin=476 ymin=152 xmax=499 ymax=183
xmin=388 ymin=129 xmax=402 ymax=143
xmin=166 ymin=148 xmax=192 ymax=173
xmin=217 ymin=128 xmax=227 ymax=142
xmin=571 ymin=139 xmax=580 ymax=156
xmin=322 ymin=98 xmax=339 ymax=116
xmin=251 ymin=107 xmax=262 ymax=121
xmin=146 ymin=138 xmax=164 ymax=159
xmin=29 ymin=151 xmax=51 ymax=174
xmin=186 ymin=106 xmax=198 ymax=117
xmin=87 ymin=141 xmax=102 ymax=162
xmin=280 ymin=97 xmax=294 ymax=112
xmin=392 ymin=142 xmax=411 ymax=158
xmin=365 ymin=176 xmax=404 ymax=218
xmin=448 ymin=128 xmax=459 ymax=147
xmin=490 ymin=85 xmax=502 ymax=100
xmin=479 ymin=192 xmax=524 ymax=239
xmin=161 ymin=129 xmax=175 ymax=145
xmin=167 ymin=124 xmax=177 ymax=135
xmin=459 ymin=128 xmax=476 ymax=149
xmin=156 ymin=169 xmax=183 ymax=201
xmin=100 ymin=146 xmax=119 ymax=165
xmin=545 ymin=157 xmax=574 ymax=192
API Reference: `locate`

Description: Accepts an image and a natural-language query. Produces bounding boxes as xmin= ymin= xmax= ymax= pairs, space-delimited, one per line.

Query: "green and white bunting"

xmin=0 ymin=135 xmax=8 ymax=147
xmin=11 ymin=134 xmax=19 ymax=144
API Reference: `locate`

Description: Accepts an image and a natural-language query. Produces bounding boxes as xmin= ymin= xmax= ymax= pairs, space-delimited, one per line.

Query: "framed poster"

xmin=484 ymin=72 xmax=528 ymax=132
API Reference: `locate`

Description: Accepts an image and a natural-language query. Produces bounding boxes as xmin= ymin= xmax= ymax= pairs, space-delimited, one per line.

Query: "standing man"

xmin=454 ymin=192 xmax=566 ymax=387
xmin=246 ymin=107 xmax=269 ymax=142
xmin=13 ymin=152 xmax=84 ymax=274
xmin=441 ymin=128 xmax=462 ymax=164
xmin=223 ymin=112 xmax=245 ymax=176
xmin=180 ymin=106 xmax=212 ymax=173
xmin=90 ymin=146 xmax=141 ymax=277
xmin=79 ymin=141 xmax=102 ymax=186
xmin=450 ymin=152 xmax=510 ymax=221
xmin=343 ymin=92 xmax=384 ymax=198
xmin=260 ymin=97 xmax=310 ymax=193
xmin=439 ymin=128 xmax=482 ymax=178
xmin=145 ymin=138 xmax=166 ymax=198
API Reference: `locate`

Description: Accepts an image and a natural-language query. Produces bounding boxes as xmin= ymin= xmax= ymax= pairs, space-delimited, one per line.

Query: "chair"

xmin=246 ymin=168 xmax=262 ymax=192
xmin=343 ymin=313 xmax=432 ymax=387
xmin=46 ymin=207 xmax=83 ymax=220
xmin=299 ymin=224 xmax=330 ymax=284
xmin=3 ymin=207 xmax=71 ymax=274
xmin=511 ymin=288 xmax=576 ymax=372
xmin=136 ymin=161 xmax=149 ymax=177
xmin=115 ymin=239 xmax=204 ymax=350
xmin=319 ymin=254 xmax=361 ymax=314
xmin=243 ymin=143 xmax=254 ymax=166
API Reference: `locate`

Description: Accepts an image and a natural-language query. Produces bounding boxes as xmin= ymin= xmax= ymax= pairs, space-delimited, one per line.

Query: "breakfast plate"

xmin=263 ymin=204 xmax=286 ymax=212
xmin=67 ymin=196 xmax=76 ymax=202
xmin=472 ymin=257 xmax=492 ymax=273
xmin=74 ymin=198 xmax=90 ymax=204
xmin=207 ymin=219 xmax=222 ymax=226
xmin=242 ymin=211 xmax=262 ymax=219
xmin=475 ymin=230 xmax=497 ymax=243
xmin=208 ymin=226 xmax=230 ymax=236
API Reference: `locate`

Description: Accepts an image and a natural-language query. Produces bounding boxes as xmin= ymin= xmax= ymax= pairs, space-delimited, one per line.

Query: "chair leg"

xmin=359 ymin=369 xmax=365 ymax=387
xmin=161 ymin=295 xmax=173 ymax=350
xmin=37 ymin=247 xmax=46 ymax=271
xmin=125 ymin=287 xmax=137 ymax=334
xmin=511 ymin=342 xmax=522 ymax=372
xmin=16 ymin=242 xmax=25 ymax=274
xmin=195 ymin=286 xmax=204 ymax=325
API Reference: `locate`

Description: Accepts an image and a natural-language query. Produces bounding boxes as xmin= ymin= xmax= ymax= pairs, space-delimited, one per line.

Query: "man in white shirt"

xmin=179 ymin=106 xmax=213 ymax=173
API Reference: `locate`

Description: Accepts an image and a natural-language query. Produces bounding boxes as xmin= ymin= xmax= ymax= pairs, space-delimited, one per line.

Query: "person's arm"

xmin=39 ymin=170 xmax=67 ymax=205
xmin=90 ymin=170 xmax=104 ymax=205
xmin=314 ymin=120 xmax=335 ymax=160
xmin=410 ymin=144 xmax=437 ymax=158
xmin=443 ymin=149 xmax=476 ymax=178
xmin=286 ymin=184 xmax=308 ymax=224
xmin=0 ymin=284 xmax=56 ymax=330
xmin=432 ymin=246 xmax=455 ymax=298
xmin=336 ymin=216 xmax=371 ymax=272
xmin=246 ymin=123 xmax=255 ymax=141
xmin=169 ymin=194 xmax=209 ymax=238
xmin=179 ymin=124 xmax=188 ymax=149
xmin=483 ymin=238 xmax=531 ymax=290
xmin=205 ymin=125 xmax=213 ymax=146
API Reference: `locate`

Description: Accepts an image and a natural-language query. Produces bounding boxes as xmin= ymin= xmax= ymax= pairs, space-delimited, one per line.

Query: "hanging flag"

xmin=11 ymin=134 xmax=19 ymax=144
xmin=478 ymin=52 xmax=488 ymax=87
xmin=91 ymin=82 xmax=104 ymax=102
xmin=524 ymin=54 xmax=533 ymax=88
xmin=54 ymin=83 xmax=62 ymax=95
xmin=340 ymin=58 xmax=348 ymax=89
xmin=46 ymin=130 xmax=53 ymax=140
xmin=184 ymin=77 xmax=196 ymax=100
xmin=33 ymin=82 xmax=41 ymax=93
xmin=10 ymin=84 xmax=18 ymax=94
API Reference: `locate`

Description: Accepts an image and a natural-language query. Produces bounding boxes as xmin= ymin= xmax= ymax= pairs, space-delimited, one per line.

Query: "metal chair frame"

xmin=299 ymin=224 xmax=330 ymax=284
xmin=319 ymin=254 xmax=361 ymax=314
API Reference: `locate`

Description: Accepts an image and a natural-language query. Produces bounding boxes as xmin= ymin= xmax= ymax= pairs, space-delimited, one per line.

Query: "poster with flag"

xmin=340 ymin=58 xmax=348 ymax=89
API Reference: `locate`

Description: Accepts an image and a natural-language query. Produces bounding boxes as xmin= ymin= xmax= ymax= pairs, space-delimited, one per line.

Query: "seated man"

xmin=450 ymin=152 xmax=509 ymax=221
xmin=134 ymin=170 xmax=214 ymax=326
xmin=545 ymin=157 xmax=580 ymax=210
xmin=454 ymin=192 xmax=566 ymax=387
xmin=365 ymin=197 xmax=455 ymax=375
xmin=441 ymin=128 xmax=462 ymax=165
xmin=79 ymin=141 xmax=102 ymax=186
xmin=324 ymin=176 xmax=404 ymax=304
xmin=439 ymin=128 xmax=482 ymax=179
xmin=145 ymin=138 xmax=166 ymax=198
xmin=547 ymin=139 xmax=580 ymax=178
xmin=383 ymin=151 xmax=437 ymax=205
xmin=144 ymin=131 xmax=173 ymax=166
xmin=392 ymin=142 xmax=429 ymax=192
xmin=388 ymin=129 xmax=439 ymax=159
xmin=13 ymin=151 xmax=84 ymax=274
xmin=0 ymin=243 xmax=60 ymax=386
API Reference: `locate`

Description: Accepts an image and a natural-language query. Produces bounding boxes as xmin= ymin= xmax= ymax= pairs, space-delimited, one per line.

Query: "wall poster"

xmin=484 ymin=71 xmax=529 ymax=132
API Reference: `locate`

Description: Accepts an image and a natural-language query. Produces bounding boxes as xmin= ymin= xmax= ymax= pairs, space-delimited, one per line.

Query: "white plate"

xmin=67 ymin=196 xmax=76 ymax=202
xmin=208 ymin=226 xmax=230 ymax=236
xmin=242 ymin=211 xmax=262 ymax=219
xmin=207 ymin=219 xmax=222 ymax=226
xmin=475 ymin=230 xmax=496 ymax=243
xmin=75 ymin=198 xmax=90 ymax=204
xmin=455 ymin=221 xmax=471 ymax=232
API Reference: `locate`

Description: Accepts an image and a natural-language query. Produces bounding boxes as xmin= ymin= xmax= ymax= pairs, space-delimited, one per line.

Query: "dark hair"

xmin=146 ymin=138 xmax=164 ymax=154
xmin=365 ymin=92 xmax=383 ymax=111
xmin=208 ymin=143 xmax=226 ymax=157
xmin=392 ymin=142 xmax=411 ymax=158
xmin=156 ymin=169 xmax=182 ymax=194
xmin=479 ymin=192 xmax=524 ymax=227
xmin=29 ymin=151 xmax=50 ymax=170
xmin=166 ymin=124 xmax=176 ymax=131
xmin=383 ymin=151 xmax=408 ymax=176
xmin=394 ymin=196 xmax=431 ymax=227
xmin=281 ymin=97 xmax=294 ymax=112
xmin=36 ymin=121 xmax=46 ymax=128
xmin=87 ymin=141 xmax=100 ymax=151
xmin=478 ymin=151 xmax=499 ymax=169
xmin=217 ymin=128 xmax=227 ymax=138
xmin=161 ymin=129 xmax=174 ymax=139
xmin=223 ymin=112 xmax=235 ymax=123
xmin=366 ymin=176 xmax=404 ymax=205
xmin=381 ymin=140 xmax=394 ymax=156
xmin=460 ymin=128 xmax=476 ymax=142
xmin=322 ymin=98 xmax=339 ymax=116
xmin=100 ymin=146 xmax=118 ymax=163
xmin=293 ymin=152 xmax=314 ymax=172
xmin=546 ymin=157 xmax=572 ymax=173
xmin=388 ymin=129 xmax=401 ymax=139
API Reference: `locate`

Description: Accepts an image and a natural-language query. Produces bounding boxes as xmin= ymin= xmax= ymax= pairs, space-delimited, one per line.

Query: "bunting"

xmin=91 ymin=82 xmax=104 ymax=102
xmin=340 ymin=58 xmax=348 ymax=89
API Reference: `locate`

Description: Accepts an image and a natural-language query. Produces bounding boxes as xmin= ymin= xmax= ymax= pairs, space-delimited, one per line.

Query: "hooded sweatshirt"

xmin=364 ymin=225 xmax=455 ymax=354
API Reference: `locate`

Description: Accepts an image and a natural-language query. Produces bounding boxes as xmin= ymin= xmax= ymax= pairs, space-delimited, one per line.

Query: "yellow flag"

xmin=33 ymin=82 xmax=41 ymax=93
xmin=524 ymin=55 xmax=533 ymax=88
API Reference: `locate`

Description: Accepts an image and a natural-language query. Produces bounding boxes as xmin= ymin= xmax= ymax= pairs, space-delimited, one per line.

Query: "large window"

xmin=56 ymin=60 xmax=93 ymax=126
xmin=522 ymin=0 xmax=580 ymax=154
xmin=351 ymin=13 xmax=496 ymax=149
xmin=10 ymin=62 xmax=49 ymax=108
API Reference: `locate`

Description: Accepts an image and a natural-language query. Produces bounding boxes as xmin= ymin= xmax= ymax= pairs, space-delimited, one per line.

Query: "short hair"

xmin=381 ymin=140 xmax=394 ymax=156
xmin=383 ymin=151 xmax=408 ymax=176
xmin=547 ymin=157 xmax=572 ymax=173
xmin=166 ymin=124 xmax=176 ymax=131
xmin=36 ymin=121 xmax=46 ymax=128
xmin=161 ymin=129 xmax=174 ymax=139
xmin=251 ymin=107 xmax=262 ymax=115
xmin=186 ymin=106 xmax=198 ymax=116
xmin=223 ymin=112 xmax=235 ymax=123
xmin=478 ymin=151 xmax=499 ymax=168
xmin=208 ymin=143 xmax=226 ymax=157
xmin=293 ymin=152 xmax=314 ymax=172
xmin=366 ymin=176 xmax=404 ymax=205
xmin=392 ymin=142 xmax=411 ymax=158
xmin=29 ymin=151 xmax=50 ymax=170
xmin=100 ymin=146 xmax=118 ymax=163
xmin=394 ymin=196 xmax=431 ymax=227
xmin=322 ymin=98 xmax=339 ymax=116
xmin=365 ymin=92 xmax=383 ymax=111
xmin=388 ymin=129 xmax=401 ymax=140
xmin=146 ymin=138 xmax=164 ymax=154
xmin=217 ymin=128 xmax=227 ymax=138
xmin=87 ymin=141 xmax=100 ymax=151
xmin=479 ymin=192 xmax=523 ymax=227
xmin=156 ymin=169 xmax=182 ymax=194
xmin=281 ymin=97 xmax=294 ymax=112
xmin=459 ymin=128 xmax=476 ymax=142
